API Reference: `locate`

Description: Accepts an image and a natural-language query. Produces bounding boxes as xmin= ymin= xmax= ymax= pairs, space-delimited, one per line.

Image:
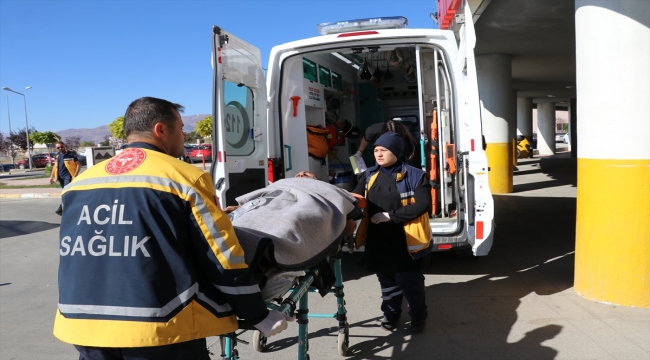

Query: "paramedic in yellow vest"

xmin=49 ymin=140 xmax=80 ymax=215
xmin=352 ymin=132 xmax=432 ymax=334
xmin=53 ymin=97 xmax=292 ymax=360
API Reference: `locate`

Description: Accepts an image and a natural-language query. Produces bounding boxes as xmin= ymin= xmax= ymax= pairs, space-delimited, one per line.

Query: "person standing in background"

xmin=49 ymin=141 xmax=80 ymax=215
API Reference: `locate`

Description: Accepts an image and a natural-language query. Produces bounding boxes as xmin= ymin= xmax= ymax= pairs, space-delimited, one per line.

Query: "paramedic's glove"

xmin=354 ymin=151 xmax=362 ymax=158
xmin=371 ymin=212 xmax=391 ymax=224
xmin=254 ymin=310 xmax=294 ymax=337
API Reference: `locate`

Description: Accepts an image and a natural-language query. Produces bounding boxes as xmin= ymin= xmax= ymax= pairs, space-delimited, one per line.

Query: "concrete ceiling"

xmin=467 ymin=0 xmax=577 ymax=104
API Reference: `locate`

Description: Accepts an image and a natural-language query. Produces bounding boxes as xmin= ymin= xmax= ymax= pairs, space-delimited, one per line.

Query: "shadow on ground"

xmin=519 ymin=153 xmax=577 ymax=188
xmin=0 ymin=220 xmax=60 ymax=239
xmin=305 ymin=192 xmax=578 ymax=359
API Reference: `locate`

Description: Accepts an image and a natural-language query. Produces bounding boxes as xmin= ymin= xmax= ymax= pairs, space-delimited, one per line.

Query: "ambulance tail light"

xmin=338 ymin=31 xmax=379 ymax=38
xmin=476 ymin=221 xmax=484 ymax=240
xmin=438 ymin=244 xmax=452 ymax=250
xmin=268 ymin=158 xmax=275 ymax=183
xmin=317 ymin=16 xmax=408 ymax=35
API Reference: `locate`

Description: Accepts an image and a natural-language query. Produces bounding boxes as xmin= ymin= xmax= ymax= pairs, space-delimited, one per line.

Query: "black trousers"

xmin=74 ymin=338 xmax=210 ymax=360
xmin=376 ymin=271 xmax=428 ymax=322
xmin=57 ymin=175 xmax=72 ymax=210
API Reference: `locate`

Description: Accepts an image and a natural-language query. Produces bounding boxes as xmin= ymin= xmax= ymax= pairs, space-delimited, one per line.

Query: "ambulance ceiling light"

xmin=317 ymin=16 xmax=408 ymax=36
xmin=332 ymin=52 xmax=360 ymax=70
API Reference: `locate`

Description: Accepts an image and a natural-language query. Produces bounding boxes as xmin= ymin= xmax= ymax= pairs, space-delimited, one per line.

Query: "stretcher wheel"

xmin=252 ymin=330 xmax=267 ymax=352
xmin=337 ymin=322 xmax=350 ymax=356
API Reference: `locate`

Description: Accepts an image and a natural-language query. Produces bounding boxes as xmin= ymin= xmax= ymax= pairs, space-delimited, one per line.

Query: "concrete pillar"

xmin=574 ymin=0 xmax=650 ymax=308
xmin=517 ymin=97 xmax=533 ymax=158
xmin=517 ymin=97 xmax=533 ymax=138
xmin=569 ymin=98 xmax=577 ymax=157
xmin=536 ymin=102 xmax=556 ymax=156
xmin=476 ymin=54 xmax=513 ymax=193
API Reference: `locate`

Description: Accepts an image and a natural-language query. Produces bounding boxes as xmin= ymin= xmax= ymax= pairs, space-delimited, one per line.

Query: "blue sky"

xmin=1 ymin=0 xmax=437 ymax=134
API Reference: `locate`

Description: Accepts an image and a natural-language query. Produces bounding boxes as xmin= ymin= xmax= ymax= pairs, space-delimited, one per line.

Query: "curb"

xmin=0 ymin=193 xmax=61 ymax=199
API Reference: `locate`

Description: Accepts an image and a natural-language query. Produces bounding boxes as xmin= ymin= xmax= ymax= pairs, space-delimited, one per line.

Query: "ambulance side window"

xmin=223 ymin=80 xmax=255 ymax=156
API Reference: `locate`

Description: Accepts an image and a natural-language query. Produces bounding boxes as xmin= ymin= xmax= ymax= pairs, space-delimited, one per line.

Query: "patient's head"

xmin=295 ymin=171 xmax=319 ymax=180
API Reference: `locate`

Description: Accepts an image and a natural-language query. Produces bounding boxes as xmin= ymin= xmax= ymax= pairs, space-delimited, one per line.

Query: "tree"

xmin=64 ymin=136 xmax=81 ymax=150
xmin=0 ymin=132 xmax=6 ymax=152
xmin=8 ymin=127 xmax=37 ymax=151
xmin=108 ymin=116 xmax=126 ymax=140
xmin=30 ymin=131 xmax=61 ymax=147
xmin=0 ymin=133 xmax=17 ymax=162
xmin=185 ymin=130 xmax=202 ymax=142
xmin=80 ymin=140 xmax=96 ymax=147
xmin=195 ymin=116 xmax=213 ymax=137
xmin=99 ymin=135 xmax=110 ymax=147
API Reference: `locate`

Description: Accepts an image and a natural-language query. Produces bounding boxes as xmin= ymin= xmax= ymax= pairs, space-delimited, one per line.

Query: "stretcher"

xmin=218 ymin=178 xmax=361 ymax=360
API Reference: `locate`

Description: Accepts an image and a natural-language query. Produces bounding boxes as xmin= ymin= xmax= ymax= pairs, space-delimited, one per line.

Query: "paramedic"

xmin=352 ymin=132 xmax=431 ymax=333
xmin=49 ymin=140 xmax=80 ymax=216
xmin=355 ymin=120 xmax=417 ymax=165
xmin=53 ymin=97 xmax=291 ymax=360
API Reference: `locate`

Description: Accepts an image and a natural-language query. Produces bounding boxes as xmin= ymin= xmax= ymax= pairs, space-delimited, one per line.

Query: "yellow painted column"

xmin=574 ymin=0 xmax=650 ymax=307
xmin=476 ymin=54 xmax=514 ymax=194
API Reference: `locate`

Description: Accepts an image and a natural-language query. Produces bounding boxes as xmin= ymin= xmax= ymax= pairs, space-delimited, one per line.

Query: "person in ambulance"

xmin=53 ymin=97 xmax=291 ymax=360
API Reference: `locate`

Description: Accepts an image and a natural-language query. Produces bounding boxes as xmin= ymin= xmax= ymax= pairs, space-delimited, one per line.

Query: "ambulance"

xmin=210 ymin=2 xmax=494 ymax=257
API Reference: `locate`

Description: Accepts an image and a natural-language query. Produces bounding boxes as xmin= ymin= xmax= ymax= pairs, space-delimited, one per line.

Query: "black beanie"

xmin=374 ymin=132 xmax=404 ymax=160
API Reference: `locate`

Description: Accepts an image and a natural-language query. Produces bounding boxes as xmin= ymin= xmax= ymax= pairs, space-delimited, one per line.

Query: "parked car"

xmin=563 ymin=133 xmax=570 ymax=144
xmin=189 ymin=144 xmax=212 ymax=163
xmin=555 ymin=133 xmax=566 ymax=143
xmin=15 ymin=153 xmax=56 ymax=169
xmin=74 ymin=151 xmax=87 ymax=165
xmin=0 ymin=163 xmax=15 ymax=172
xmin=180 ymin=145 xmax=192 ymax=163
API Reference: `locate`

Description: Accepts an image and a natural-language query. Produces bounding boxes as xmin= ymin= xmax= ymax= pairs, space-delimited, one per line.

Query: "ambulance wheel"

xmin=252 ymin=330 xmax=267 ymax=352
xmin=337 ymin=322 xmax=349 ymax=356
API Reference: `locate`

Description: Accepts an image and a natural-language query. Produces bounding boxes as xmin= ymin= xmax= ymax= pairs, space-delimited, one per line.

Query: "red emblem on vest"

xmin=105 ymin=148 xmax=147 ymax=175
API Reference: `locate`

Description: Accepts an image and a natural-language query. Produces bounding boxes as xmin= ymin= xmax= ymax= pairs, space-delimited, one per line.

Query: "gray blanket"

xmin=230 ymin=178 xmax=357 ymax=270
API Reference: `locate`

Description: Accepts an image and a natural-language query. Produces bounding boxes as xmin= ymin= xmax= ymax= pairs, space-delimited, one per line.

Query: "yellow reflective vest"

xmin=355 ymin=164 xmax=432 ymax=258
xmin=53 ymin=144 xmax=268 ymax=347
xmin=52 ymin=152 xmax=79 ymax=179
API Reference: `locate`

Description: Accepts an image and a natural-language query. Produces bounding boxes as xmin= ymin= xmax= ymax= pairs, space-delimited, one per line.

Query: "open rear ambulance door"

xmin=456 ymin=1 xmax=495 ymax=255
xmin=212 ymin=26 xmax=269 ymax=207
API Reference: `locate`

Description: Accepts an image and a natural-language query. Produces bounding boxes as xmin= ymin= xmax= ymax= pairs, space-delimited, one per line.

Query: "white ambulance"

xmin=210 ymin=2 xmax=494 ymax=256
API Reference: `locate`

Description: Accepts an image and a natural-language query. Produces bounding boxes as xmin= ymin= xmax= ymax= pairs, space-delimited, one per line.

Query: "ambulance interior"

xmin=276 ymin=43 xmax=463 ymax=232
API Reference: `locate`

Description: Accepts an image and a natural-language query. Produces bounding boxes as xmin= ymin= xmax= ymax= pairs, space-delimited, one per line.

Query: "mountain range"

xmin=55 ymin=114 xmax=210 ymax=144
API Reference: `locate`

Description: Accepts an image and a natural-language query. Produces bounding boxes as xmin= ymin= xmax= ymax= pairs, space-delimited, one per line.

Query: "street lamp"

xmin=2 ymin=86 xmax=32 ymax=170
xmin=5 ymin=95 xmax=15 ymax=165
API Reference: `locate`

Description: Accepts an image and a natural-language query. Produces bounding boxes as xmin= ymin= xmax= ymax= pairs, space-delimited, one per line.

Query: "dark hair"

xmin=55 ymin=141 xmax=65 ymax=146
xmin=381 ymin=120 xmax=415 ymax=160
xmin=124 ymin=97 xmax=185 ymax=137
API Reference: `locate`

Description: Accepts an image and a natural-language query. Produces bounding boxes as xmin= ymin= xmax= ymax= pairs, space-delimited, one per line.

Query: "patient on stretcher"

xmin=224 ymin=172 xmax=363 ymax=300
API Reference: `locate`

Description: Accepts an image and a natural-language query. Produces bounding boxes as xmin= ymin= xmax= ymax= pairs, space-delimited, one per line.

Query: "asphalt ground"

xmin=1 ymin=152 xmax=648 ymax=360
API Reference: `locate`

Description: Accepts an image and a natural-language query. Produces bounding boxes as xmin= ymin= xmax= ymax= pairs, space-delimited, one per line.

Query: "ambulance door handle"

xmin=216 ymin=177 xmax=225 ymax=191
xmin=284 ymin=145 xmax=292 ymax=171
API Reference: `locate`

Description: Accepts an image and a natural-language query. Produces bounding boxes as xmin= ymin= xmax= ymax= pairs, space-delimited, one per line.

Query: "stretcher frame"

xmin=219 ymin=250 xmax=350 ymax=360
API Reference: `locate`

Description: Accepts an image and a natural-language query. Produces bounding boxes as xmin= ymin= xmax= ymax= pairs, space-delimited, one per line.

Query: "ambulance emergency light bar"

xmin=317 ymin=16 xmax=408 ymax=35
